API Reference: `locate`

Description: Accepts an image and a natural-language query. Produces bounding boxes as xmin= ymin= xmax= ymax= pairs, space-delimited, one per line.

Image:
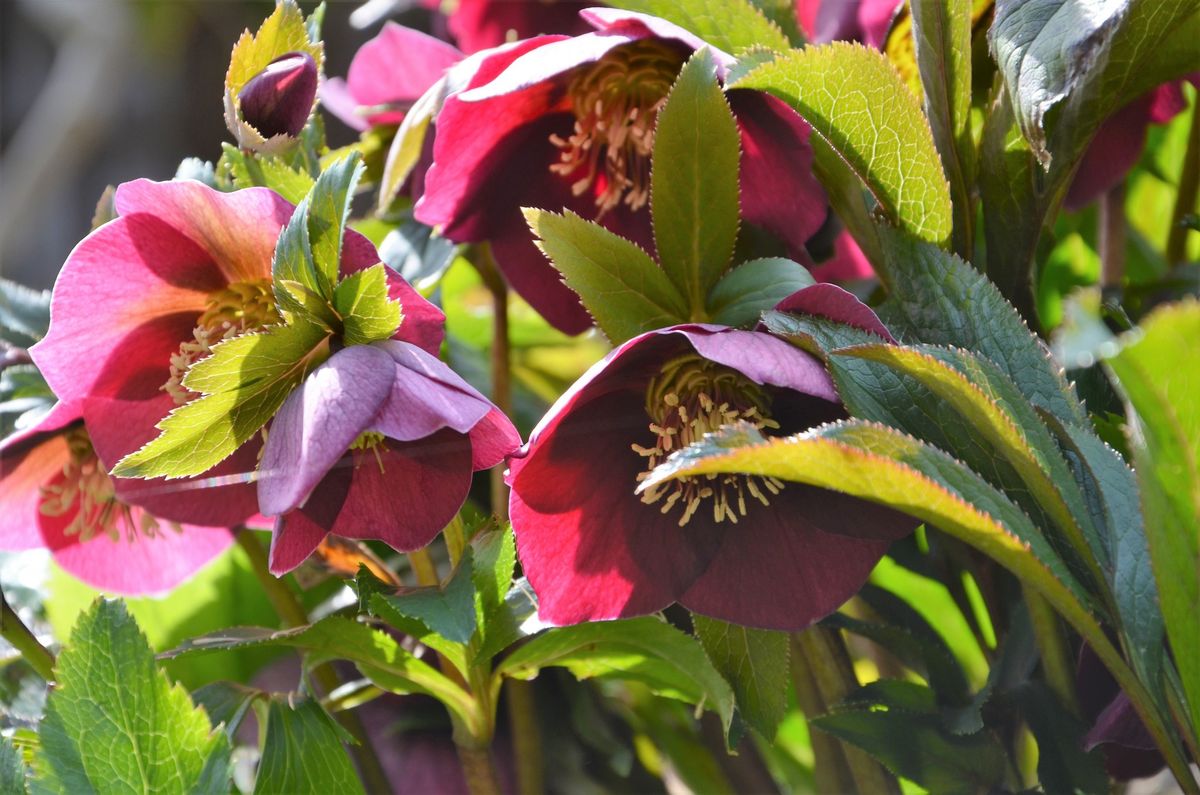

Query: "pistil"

xmin=633 ymin=354 xmax=785 ymax=526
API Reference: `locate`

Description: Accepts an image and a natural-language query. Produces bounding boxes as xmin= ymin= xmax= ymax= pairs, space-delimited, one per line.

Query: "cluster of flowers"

xmin=0 ymin=0 xmax=1187 ymax=646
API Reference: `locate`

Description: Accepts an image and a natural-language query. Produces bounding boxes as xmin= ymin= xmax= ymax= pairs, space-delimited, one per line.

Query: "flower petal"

xmin=370 ymin=340 xmax=495 ymax=440
xmin=580 ymin=8 xmax=735 ymax=69
xmin=341 ymin=230 xmax=446 ymax=354
xmin=258 ymin=345 xmax=395 ymax=517
xmin=346 ymin=23 xmax=463 ymax=127
xmin=448 ymin=0 xmax=591 ymax=54
xmin=0 ymin=433 xmax=69 ymax=551
xmin=268 ymin=511 xmax=330 ymax=574
xmin=511 ymin=389 xmax=724 ymax=624
xmin=811 ymin=230 xmax=875 ymax=282
xmin=673 ymin=326 xmax=840 ymax=400
xmin=321 ymin=77 xmax=369 ymax=131
xmin=774 ymin=283 xmax=896 ymax=342
xmin=729 ymin=90 xmax=827 ymax=253
xmin=467 ymin=407 xmax=522 ymax=471
xmin=679 ymin=510 xmax=890 ymax=630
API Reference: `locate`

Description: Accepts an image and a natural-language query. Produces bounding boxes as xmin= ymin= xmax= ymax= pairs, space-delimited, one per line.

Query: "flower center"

xmin=163 ymin=279 xmax=281 ymax=404
xmin=633 ymin=354 xmax=784 ymax=527
xmin=38 ymin=427 xmax=164 ymax=542
xmin=549 ymin=39 xmax=683 ymax=215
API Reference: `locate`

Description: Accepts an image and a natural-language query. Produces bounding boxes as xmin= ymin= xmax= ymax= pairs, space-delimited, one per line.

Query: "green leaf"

xmin=0 ymin=279 xmax=51 ymax=347
xmin=112 ymin=319 xmax=331 ymax=479
xmin=691 ymin=616 xmax=788 ymax=740
xmin=875 ymin=226 xmax=1087 ymax=427
xmin=470 ymin=528 xmax=522 ymax=664
xmin=813 ymin=680 xmax=1008 ymax=795
xmin=192 ymin=682 xmax=262 ymax=741
xmin=254 ymin=698 xmax=364 ymax=795
xmin=908 ymin=0 xmax=974 ymax=258
xmin=0 ymin=736 xmax=28 ymax=795
xmin=706 ymin=258 xmax=814 ymax=327
xmin=220 ymin=143 xmax=316 ymax=204
xmin=607 ymin=0 xmax=792 ymax=54
xmin=307 ymin=153 xmax=365 ymax=295
xmin=651 ymin=48 xmax=741 ymax=309
xmin=161 ymin=617 xmax=474 ymax=727
xmin=35 ymin=599 xmax=231 ymax=794
xmin=333 ymin=264 xmax=402 ymax=345
xmin=498 ymin=617 xmax=736 ymax=734
xmin=473 ymin=578 xmax=539 ymax=665
xmin=734 ymin=43 xmax=952 ymax=247
xmin=1106 ymin=300 xmax=1200 ymax=735
xmin=523 ymin=208 xmax=689 ymax=343
xmin=373 ymin=550 xmax=477 ymax=644
xmin=1012 ymin=682 xmax=1108 ymax=795
xmin=272 ymin=193 xmax=325 ymax=318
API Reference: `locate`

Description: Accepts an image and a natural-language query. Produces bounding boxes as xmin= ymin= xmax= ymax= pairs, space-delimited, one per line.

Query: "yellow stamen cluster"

xmin=633 ymin=353 xmax=784 ymax=527
xmin=39 ymin=427 xmax=162 ymax=542
xmin=350 ymin=431 xmax=388 ymax=473
xmin=549 ymin=39 xmax=683 ymax=214
xmin=163 ymin=279 xmax=282 ymax=404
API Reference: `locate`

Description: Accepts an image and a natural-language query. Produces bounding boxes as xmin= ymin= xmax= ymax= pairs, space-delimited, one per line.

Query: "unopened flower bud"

xmin=238 ymin=52 xmax=318 ymax=138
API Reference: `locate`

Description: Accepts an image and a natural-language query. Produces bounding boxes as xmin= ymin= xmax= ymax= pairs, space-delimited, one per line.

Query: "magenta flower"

xmin=238 ymin=52 xmax=320 ymax=138
xmin=0 ymin=400 xmax=233 ymax=594
xmin=444 ymin=0 xmax=592 ymax=54
xmin=795 ymin=0 xmax=901 ymax=47
xmin=259 ymin=340 xmax=520 ymax=574
xmin=322 ymin=23 xmax=463 ymax=132
xmin=30 ymin=179 xmax=444 ymax=530
xmin=507 ymin=286 xmax=913 ymax=629
xmin=416 ymin=8 xmax=828 ymax=335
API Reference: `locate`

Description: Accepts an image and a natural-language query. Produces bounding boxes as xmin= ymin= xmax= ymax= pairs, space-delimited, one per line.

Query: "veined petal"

xmin=0 ymin=433 xmax=70 ymax=551
xmin=370 ymin=340 xmax=495 ymax=440
xmin=346 ymin=22 xmax=463 ymax=126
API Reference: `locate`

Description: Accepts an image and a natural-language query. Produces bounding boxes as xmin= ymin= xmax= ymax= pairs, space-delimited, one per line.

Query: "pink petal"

xmin=510 ymin=390 xmax=723 ymax=624
xmin=810 ymin=230 xmax=875 ymax=282
xmin=346 ymin=23 xmax=463 ymax=127
xmin=370 ymin=340 xmax=495 ymax=441
xmin=41 ymin=500 xmax=232 ymax=595
xmin=1065 ymin=93 xmax=1154 ymax=210
xmin=458 ymin=32 xmax=635 ymax=102
xmin=83 ymin=395 xmax=262 ymax=527
xmin=729 ymin=90 xmax=827 ymax=253
xmin=773 ymin=283 xmax=896 ymax=342
xmin=679 ymin=509 xmax=890 ymax=630
xmin=341 ymin=228 xmax=446 ymax=355
xmin=675 ymin=326 xmax=840 ymax=400
xmin=321 ymin=77 xmax=369 ymax=131
xmin=258 ymin=345 xmax=395 ymax=517
xmin=580 ymin=8 xmax=735 ymax=70
xmin=0 ymin=433 xmax=70 ymax=551
xmin=448 ymin=0 xmax=591 ymax=54
xmin=467 ymin=407 xmax=522 ymax=471
xmin=113 ymin=179 xmax=292 ymax=285
xmin=268 ymin=511 xmax=329 ymax=574
xmin=858 ymin=0 xmax=902 ymax=47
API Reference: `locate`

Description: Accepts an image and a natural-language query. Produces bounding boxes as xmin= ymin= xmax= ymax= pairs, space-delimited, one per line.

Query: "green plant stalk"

xmin=1024 ymin=587 xmax=1080 ymax=715
xmin=1099 ymin=181 xmax=1127 ymax=288
xmin=505 ymin=678 xmax=544 ymax=795
xmin=1166 ymin=667 xmax=1200 ymax=768
xmin=0 ymin=589 xmax=55 ymax=682
xmin=794 ymin=626 xmax=901 ymax=795
xmin=471 ymin=244 xmax=512 ymax=524
xmin=1166 ymin=98 xmax=1200 ymax=266
xmin=236 ymin=530 xmax=391 ymax=794
xmin=790 ymin=635 xmax=857 ymax=793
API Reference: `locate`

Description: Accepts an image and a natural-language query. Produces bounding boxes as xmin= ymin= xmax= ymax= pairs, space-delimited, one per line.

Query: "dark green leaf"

xmin=651 ymin=48 xmax=741 ymax=309
xmin=112 ymin=319 xmax=331 ymax=479
xmin=0 ymin=279 xmax=51 ymax=346
xmin=373 ymin=550 xmax=477 ymax=644
xmin=473 ymin=578 xmax=539 ymax=665
xmin=498 ymin=617 xmax=736 ymax=734
xmin=734 ymin=43 xmax=952 ymax=247
xmin=607 ymin=0 xmax=792 ymax=54
xmin=691 ymin=615 xmax=788 ymax=739
xmin=523 ymin=209 xmax=689 ymax=343
xmin=307 ymin=153 xmax=365 ymax=295
xmin=192 ymin=682 xmax=262 ymax=741
xmin=333 ymin=264 xmax=402 ymax=346
xmin=1012 ymin=682 xmax=1108 ymax=795
xmin=377 ymin=215 xmax=458 ymax=285
xmin=35 ymin=600 xmax=231 ymax=793
xmin=706 ymin=258 xmax=814 ymax=327
xmin=0 ymin=736 xmax=27 ymax=795
xmin=254 ymin=698 xmax=364 ymax=795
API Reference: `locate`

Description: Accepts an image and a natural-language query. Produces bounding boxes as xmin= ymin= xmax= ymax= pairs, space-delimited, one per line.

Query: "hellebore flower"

xmin=258 ymin=340 xmax=520 ymax=574
xmin=30 ymin=179 xmax=444 ymax=530
xmin=795 ymin=0 xmax=901 ymax=47
xmin=0 ymin=400 xmax=233 ymax=594
xmin=508 ymin=286 xmax=914 ymax=629
xmin=416 ymin=8 xmax=828 ymax=335
xmin=1076 ymin=645 xmax=1165 ymax=781
xmin=322 ymin=23 xmax=464 ymax=132
xmin=237 ymin=52 xmax=320 ymax=138
xmin=443 ymin=0 xmax=592 ymax=54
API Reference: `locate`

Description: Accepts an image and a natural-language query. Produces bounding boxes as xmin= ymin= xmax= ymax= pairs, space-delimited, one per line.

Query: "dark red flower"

xmin=445 ymin=0 xmax=593 ymax=54
xmin=507 ymin=286 xmax=914 ymax=630
xmin=238 ymin=52 xmax=319 ymax=138
xmin=416 ymin=8 xmax=827 ymax=335
xmin=1076 ymin=645 xmax=1165 ymax=781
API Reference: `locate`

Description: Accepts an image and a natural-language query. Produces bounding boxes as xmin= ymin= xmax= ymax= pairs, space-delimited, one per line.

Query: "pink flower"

xmin=416 ymin=8 xmax=828 ymax=335
xmin=0 ymin=400 xmax=233 ymax=594
xmin=444 ymin=0 xmax=592 ymax=54
xmin=322 ymin=23 xmax=463 ymax=132
xmin=259 ymin=341 xmax=520 ymax=574
xmin=795 ymin=0 xmax=901 ymax=47
xmin=30 ymin=179 xmax=444 ymax=530
xmin=508 ymin=285 xmax=914 ymax=630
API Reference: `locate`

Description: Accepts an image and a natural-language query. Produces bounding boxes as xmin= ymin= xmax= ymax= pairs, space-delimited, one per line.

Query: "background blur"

xmin=0 ymin=0 xmax=419 ymax=290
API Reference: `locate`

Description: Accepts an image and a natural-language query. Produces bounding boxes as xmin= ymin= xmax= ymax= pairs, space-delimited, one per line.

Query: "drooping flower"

xmin=507 ymin=285 xmax=914 ymax=629
xmin=416 ymin=8 xmax=828 ymax=335
xmin=238 ymin=52 xmax=320 ymax=138
xmin=322 ymin=23 xmax=464 ymax=133
xmin=30 ymin=179 xmax=444 ymax=530
xmin=258 ymin=340 xmax=520 ymax=574
xmin=0 ymin=400 xmax=234 ymax=594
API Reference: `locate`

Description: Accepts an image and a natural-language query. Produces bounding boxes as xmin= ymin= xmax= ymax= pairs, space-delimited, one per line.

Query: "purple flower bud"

xmin=238 ymin=52 xmax=318 ymax=138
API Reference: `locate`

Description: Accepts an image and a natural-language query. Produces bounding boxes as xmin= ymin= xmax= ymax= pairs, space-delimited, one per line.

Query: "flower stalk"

xmin=1167 ymin=99 xmax=1200 ymax=266
xmin=0 ymin=589 xmax=55 ymax=683
xmin=472 ymin=245 xmax=512 ymax=523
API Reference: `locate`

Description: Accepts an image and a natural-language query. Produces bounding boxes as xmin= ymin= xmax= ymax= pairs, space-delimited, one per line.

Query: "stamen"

xmin=633 ymin=353 xmax=784 ymax=527
xmin=549 ymin=40 xmax=683 ymax=215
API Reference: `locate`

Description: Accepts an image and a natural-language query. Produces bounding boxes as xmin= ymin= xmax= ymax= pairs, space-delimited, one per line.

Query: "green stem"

xmin=236 ymin=530 xmax=392 ymax=794
xmin=1024 ymin=588 xmax=1080 ymax=715
xmin=444 ymin=514 xmax=467 ymax=567
xmin=455 ymin=742 xmax=503 ymax=795
xmin=472 ymin=244 xmax=512 ymax=524
xmin=505 ymin=678 xmax=544 ymax=795
xmin=790 ymin=636 xmax=856 ymax=794
xmin=794 ymin=626 xmax=901 ymax=795
xmin=1099 ymin=181 xmax=1127 ymax=289
xmin=1167 ymin=97 xmax=1200 ymax=266
xmin=1 ymin=589 xmax=55 ymax=682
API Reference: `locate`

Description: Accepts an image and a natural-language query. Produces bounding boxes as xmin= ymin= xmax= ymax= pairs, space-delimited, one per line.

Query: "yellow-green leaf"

xmin=333 ymin=264 xmax=403 ymax=346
